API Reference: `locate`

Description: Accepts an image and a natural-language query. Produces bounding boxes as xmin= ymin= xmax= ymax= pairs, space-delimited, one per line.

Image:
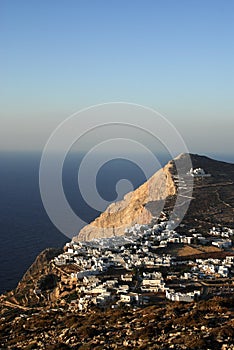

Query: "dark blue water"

xmin=0 ymin=151 xmax=232 ymax=294
xmin=0 ymin=153 xmax=68 ymax=294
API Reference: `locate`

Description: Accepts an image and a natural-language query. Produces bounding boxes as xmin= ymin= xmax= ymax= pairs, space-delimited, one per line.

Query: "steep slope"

xmin=2 ymin=248 xmax=63 ymax=307
xmin=74 ymin=153 xmax=234 ymax=242
xmin=74 ymin=160 xmax=177 ymax=241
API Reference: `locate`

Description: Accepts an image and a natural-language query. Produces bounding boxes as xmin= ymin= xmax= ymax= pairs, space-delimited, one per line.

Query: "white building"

xmin=218 ymin=265 xmax=229 ymax=277
xmin=212 ymin=239 xmax=232 ymax=249
xmin=166 ymin=289 xmax=200 ymax=302
xmin=188 ymin=168 xmax=211 ymax=177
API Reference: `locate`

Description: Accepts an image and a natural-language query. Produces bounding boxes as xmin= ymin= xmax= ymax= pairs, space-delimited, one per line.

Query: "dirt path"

xmin=1 ymin=300 xmax=31 ymax=311
xmin=215 ymin=189 xmax=234 ymax=211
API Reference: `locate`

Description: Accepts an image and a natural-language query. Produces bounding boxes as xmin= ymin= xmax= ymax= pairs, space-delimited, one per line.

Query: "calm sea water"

xmin=0 ymin=152 xmax=232 ymax=294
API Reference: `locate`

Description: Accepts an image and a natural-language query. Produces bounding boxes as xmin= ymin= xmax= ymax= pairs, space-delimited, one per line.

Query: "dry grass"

xmin=177 ymin=245 xmax=221 ymax=257
xmin=198 ymin=246 xmax=221 ymax=253
xmin=161 ymin=244 xmax=222 ymax=257
xmin=177 ymin=245 xmax=203 ymax=256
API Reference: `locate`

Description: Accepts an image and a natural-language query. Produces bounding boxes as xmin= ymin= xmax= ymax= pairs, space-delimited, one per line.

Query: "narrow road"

xmin=215 ymin=190 xmax=234 ymax=211
xmin=1 ymin=300 xmax=31 ymax=311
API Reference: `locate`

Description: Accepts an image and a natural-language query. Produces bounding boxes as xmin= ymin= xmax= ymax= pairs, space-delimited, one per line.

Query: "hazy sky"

xmin=1 ymin=0 xmax=234 ymax=157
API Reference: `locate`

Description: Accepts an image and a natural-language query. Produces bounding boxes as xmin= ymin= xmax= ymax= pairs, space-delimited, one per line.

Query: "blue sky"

xmin=1 ymin=0 xmax=234 ymax=157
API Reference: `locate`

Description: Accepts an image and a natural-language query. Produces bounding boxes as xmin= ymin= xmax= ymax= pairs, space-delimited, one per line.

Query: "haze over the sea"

xmin=1 ymin=0 xmax=234 ymax=156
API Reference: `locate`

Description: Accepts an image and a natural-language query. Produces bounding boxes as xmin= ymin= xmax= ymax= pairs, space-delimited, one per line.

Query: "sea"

xmin=0 ymin=151 xmax=233 ymax=294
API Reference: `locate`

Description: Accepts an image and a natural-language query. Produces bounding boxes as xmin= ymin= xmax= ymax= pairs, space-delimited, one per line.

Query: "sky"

xmin=1 ymin=0 xmax=234 ymax=158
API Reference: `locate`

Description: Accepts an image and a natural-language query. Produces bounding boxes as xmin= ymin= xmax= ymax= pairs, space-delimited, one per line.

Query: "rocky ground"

xmin=0 ymin=296 xmax=234 ymax=349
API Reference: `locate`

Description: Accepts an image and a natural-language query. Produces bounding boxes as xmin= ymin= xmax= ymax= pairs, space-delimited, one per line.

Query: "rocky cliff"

xmin=8 ymin=248 xmax=62 ymax=306
xmin=74 ymin=153 xmax=234 ymax=242
xmin=73 ymin=154 xmax=186 ymax=242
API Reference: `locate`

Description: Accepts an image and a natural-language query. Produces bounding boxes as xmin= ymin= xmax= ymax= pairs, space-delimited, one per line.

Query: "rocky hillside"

xmin=74 ymin=153 xmax=234 ymax=242
xmin=181 ymin=154 xmax=234 ymax=231
xmin=4 ymin=248 xmax=62 ymax=307
xmin=1 ymin=295 xmax=234 ymax=349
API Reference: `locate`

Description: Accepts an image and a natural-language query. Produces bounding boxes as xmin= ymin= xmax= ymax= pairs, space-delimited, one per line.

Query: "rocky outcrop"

xmin=10 ymin=248 xmax=62 ymax=306
xmin=74 ymin=157 xmax=179 ymax=242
